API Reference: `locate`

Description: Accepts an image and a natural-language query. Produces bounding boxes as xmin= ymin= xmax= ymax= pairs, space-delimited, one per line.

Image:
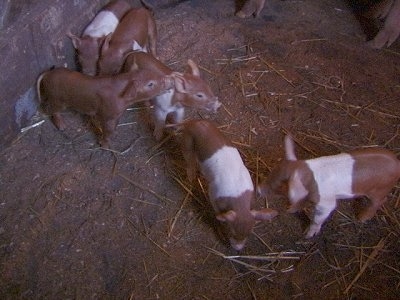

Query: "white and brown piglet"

xmin=122 ymin=52 xmax=221 ymax=140
xmin=258 ymin=135 xmax=400 ymax=238
xmin=68 ymin=0 xmax=131 ymax=75
xmin=178 ymin=119 xmax=278 ymax=250
xmin=98 ymin=7 xmax=157 ymax=75
xmin=37 ymin=67 xmax=174 ymax=148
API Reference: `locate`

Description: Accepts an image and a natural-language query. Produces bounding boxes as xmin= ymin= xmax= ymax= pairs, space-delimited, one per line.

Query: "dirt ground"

xmin=1 ymin=0 xmax=400 ymax=298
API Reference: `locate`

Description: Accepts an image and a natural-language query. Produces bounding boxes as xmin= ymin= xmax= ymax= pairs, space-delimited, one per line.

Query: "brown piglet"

xmin=122 ymin=52 xmax=221 ymax=141
xmin=98 ymin=7 xmax=157 ymax=75
xmin=37 ymin=67 xmax=173 ymax=148
xmin=68 ymin=0 xmax=131 ymax=75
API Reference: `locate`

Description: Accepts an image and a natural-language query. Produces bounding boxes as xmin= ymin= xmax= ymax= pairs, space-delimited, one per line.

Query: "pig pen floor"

xmin=1 ymin=0 xmax=400 ymax=298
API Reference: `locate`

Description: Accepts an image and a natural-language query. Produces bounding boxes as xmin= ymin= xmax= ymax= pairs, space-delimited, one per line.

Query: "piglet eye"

xmin=196 ymin=93 xmax=204 ymax=99
xmin=147 ymin=81 xmax=155 ymax=88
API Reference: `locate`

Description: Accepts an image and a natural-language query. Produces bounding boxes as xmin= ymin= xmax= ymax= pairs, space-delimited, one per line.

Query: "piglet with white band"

xmin=258 ymin=135 xmax=400 ymax=238
xmin=98 ymin=7 xmax=157 ymax=75
xmin=68 ymin=0 xmax=131 ymax=75
xmin=177 ymin=119 xmax=278 ymax=250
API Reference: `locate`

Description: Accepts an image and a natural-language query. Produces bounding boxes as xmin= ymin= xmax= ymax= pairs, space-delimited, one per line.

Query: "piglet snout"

xmin=207 ymin=97 xmax=221 ymax=113
xmin=230 ymin=238 xmax=247 ymax=251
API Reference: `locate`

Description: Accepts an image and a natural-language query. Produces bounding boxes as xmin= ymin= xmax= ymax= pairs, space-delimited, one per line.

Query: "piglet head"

xmin=171 ymin=60 xmax=221 ymax=112
xmin=217 ymin=207 xmax=278 ymax=251
xmin=122 ymin=70 xmax=175 ymax=103
xmin=68 ymin=33 xmax=102 ymax=76
xmin=217 ymin=210 xmax=255 ymax=251
xmin=98 ymin=34 xmax=125 ymax=75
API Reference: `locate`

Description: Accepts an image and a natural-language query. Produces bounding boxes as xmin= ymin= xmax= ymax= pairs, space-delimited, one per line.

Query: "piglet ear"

xmin=216 ymin=210 xmax=237 ymax=223
xmin=67 ymin=33 xmax=81 ymax=49
xmin=97 ymin=35 xmax=108 ymax=48
xmin=172 ymin=73 xmax=188 ymax=94
xmin=251 ymin=208 xmax=278 ymax=221
xmin=187 ymin=59 xmax=200 ymax=77
xmin=101 ymin=33 xmax=112 ymax=53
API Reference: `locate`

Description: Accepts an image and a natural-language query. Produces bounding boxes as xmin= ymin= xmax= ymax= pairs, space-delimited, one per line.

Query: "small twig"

xmin=127 ymin=197 xmax=164 ymax=208
xmin=128 ymin=218 xmax=171 ymax=257
xmin=118 ymin=173 xmax=175 ymax=204
xmin=231 ymin=141 xmax=252 ymax=148
xmin=344 ymin=238 xmax=385 ymax=294
xmin=170 ymin=175 xmax=202 ymax=205
xmin=291 ymin=38 xmax=328 ymax=45
xmin=320 ymin=98 xmax=400 ymax=119
xmin=222 ymin=104 xmax=233 ymax=118
xmin=198 ymin=64 xmax=216 ymax=76
xmin=168 ymin=191 xmax=191 ymax=237
xmin=253 ymin=231 xmax=274 ymax=252
xmin=20 ymin=120 xmax=45 ymax=133
xmin=258 ymin=56 xmax=295 ymax=87
xmin=239 ymin=70 xmax=246 ymax=97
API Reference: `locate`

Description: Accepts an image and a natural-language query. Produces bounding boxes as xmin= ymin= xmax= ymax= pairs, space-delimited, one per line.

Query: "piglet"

xmin=258 ymin=135 xmax=400 ymax=238
xmin=177 ymin=119 xmax=278 ymax=250
xmin=367 ymin=0 xmax=400 ymax=48
xmin=98 ymin=7 xmax=157 ymax=75
xmin=122 ymin=52 xmax=221 ymax=140
xmin=68 ymin=0 xmax=131 ymax=75
xmin=236 ymin=0 xmax=266 ymax=18
xmin=37 ymin=67 xmax=174 ymax=148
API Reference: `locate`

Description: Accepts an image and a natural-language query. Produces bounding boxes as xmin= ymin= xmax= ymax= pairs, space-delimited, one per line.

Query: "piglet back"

xmin=182 ymin=120 xmax=230 ymax=162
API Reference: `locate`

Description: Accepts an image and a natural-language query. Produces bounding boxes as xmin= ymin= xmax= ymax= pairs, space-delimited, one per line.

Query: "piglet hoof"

xmin=251 ymin=208 xmax=278 ymax=221
xmin=287 ymin=205 xmax=300 ymax=214
xmin=357 ymin=210 xmax=376 ymax=223
xmin=235 ymin=11 xmax=248 ymax=18
xmin=366 ymin=39 xmax=384 ymax=49
xmin=304 ymin=224 xmax=321 ymax=239
xmin=99 ymin=139 xmax=110 ymax=149
xmin=52 ymin=115 xmax=66 ymax=131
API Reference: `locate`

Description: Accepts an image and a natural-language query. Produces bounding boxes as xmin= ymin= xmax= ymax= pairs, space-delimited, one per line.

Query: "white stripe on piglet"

xmin=306 ymin=153 xmax=355 ymax=200
xmin=84 ymin=11 xmax=119 ymax=37
xmin=132 ymin=40 xmax=148 ymax=52
xmin=200 ymin=146 xmax=254 ymax=199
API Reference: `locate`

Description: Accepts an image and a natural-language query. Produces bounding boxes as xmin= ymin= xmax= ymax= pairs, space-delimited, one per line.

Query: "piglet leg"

xmin=51 ymin=113 xmax=67 ymax=131
xmin=153 ymin=110 xmax=167 ymax=141
xmin=236 ymin=0 xmax=266 ymax=18
xmin=305 ymin=200 xmax=336 ymax=238
xmin=357 ymin=190 xmax=390 ymax=222
xmin=99 ymin=118 xmax=118 ymax=148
